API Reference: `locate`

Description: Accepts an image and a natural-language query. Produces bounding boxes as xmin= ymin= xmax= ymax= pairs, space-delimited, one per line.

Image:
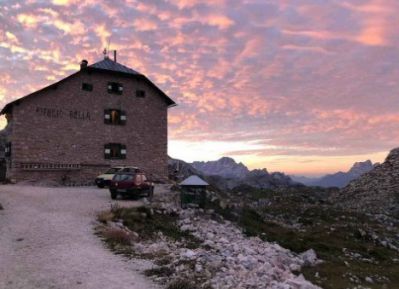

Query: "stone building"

xmin=0 ymin=54 xmax=176 ymax=184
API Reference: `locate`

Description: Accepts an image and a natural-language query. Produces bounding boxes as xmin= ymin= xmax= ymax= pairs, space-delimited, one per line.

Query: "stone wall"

xmin=6 ymin=68 xmax=169 ymax=183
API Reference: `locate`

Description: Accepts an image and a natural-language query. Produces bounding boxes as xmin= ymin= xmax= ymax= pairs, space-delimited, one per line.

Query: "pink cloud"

xmin=1 ymin=0 xmax=399 ymax=175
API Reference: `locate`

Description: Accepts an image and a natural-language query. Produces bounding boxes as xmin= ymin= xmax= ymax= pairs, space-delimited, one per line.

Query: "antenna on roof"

xmin=103 ymin=48 xmax=108 ymax=59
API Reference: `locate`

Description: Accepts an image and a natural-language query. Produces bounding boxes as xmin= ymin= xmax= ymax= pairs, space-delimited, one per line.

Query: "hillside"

xmin=336 ymin=148 xmax=399 ymax=216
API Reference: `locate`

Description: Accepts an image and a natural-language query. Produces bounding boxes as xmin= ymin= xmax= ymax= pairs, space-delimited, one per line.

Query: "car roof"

xmin=114 ymin=169 xmax=144 ymax=174
xmin=112 ymin=166 xmax=139 ymax=169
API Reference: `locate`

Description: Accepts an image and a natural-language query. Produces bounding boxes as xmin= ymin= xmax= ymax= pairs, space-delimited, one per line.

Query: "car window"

xmin=113 ymin=174 xmax=133 ymax=181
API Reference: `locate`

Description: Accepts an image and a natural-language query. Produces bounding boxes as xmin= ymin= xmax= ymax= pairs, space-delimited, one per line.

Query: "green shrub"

xmin=167 ymin=279 xmax=198 ymax=289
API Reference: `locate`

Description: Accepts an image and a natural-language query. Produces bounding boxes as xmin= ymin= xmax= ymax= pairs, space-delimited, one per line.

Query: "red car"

xmin=109 ymin=171 xmax=154 ymax=200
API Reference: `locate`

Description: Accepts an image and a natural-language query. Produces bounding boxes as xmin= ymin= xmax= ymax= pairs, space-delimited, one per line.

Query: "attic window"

xmin=136 ymin=90 xmax=146 ymax=98
xmin=107 ymin=82 xmax=123 ymax=95
xmin=104 ymin=109 xmax=126 ymax=125
xmin=82 ymin=83 xmax=93 ymax=91
xmin=104 ymin=143 xmax=126 ymax=159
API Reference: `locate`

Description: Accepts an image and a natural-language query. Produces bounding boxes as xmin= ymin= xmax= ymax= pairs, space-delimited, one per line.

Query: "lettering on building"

xmin=36 ymin=107 xmax=91 ymax=121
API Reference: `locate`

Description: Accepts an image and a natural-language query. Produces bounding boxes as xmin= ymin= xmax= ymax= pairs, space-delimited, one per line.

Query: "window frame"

xmin=81 ymin=83 xmax=93 ymax=92
xmin=104 ymin=143 xmax=126 ymax=160
xmin=107 ymin=82 xmax=123 ymax=95
xmin=4 ymin=142 xmax=11 ymax=157
xmin=104 ymin=109 xmax=126 ymax=125
xmin=136 ymin=90 xmax=146 ymax=98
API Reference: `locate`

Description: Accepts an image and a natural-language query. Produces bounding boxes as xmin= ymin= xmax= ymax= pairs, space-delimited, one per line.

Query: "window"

xmin=107 ymin=82 xmax=123 ymax=94
xmin=104 ymin=109 xmax=126 ymax=125
xmin=82 ymin=83 xmax=93 ymax=91
xmin=4 ymin=142 xmax=11 ymax=157
xmin=113 ymin=174 xmax=133 ymax=181
xmin=104 ymin=143 xmax=126 ymax=159
xmin=136 ymin=90 xmax=146 ymax=98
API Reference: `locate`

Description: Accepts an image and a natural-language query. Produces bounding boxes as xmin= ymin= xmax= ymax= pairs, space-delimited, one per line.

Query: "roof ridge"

xmin=89 ymin=58 xmax=141 ymax=75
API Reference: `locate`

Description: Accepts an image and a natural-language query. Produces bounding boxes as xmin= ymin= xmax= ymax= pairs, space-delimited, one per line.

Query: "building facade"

xmin=0 ymin=56 xmax=176 ymax=184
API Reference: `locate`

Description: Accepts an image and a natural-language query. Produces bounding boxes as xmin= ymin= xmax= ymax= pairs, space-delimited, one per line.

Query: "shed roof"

xmin=180 ymin=175 xmax=209 ymax=186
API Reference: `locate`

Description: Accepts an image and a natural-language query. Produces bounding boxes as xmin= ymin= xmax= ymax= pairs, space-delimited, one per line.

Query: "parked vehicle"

xmin=109 ymin=171 xmax=154 ymax=200
xmin=95 ymin=166 xmax=140 ymax=188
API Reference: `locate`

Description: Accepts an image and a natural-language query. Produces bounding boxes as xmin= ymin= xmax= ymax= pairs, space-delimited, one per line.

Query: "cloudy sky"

xmin=1 ymin=0 xmax=398 ymax=176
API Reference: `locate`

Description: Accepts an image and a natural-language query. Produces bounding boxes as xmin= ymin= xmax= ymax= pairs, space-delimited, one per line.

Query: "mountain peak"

xmin=191 ymin=157 xmax=249 ymax=179
xmin=218 ymin=157 xmax=237 ymax=164
xmin=348 ymin=160 xmax=374 ymax=176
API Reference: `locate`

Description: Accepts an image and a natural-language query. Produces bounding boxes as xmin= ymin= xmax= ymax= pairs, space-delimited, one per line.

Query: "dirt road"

xmin=0 ymin=185 xmax=159 ymax=289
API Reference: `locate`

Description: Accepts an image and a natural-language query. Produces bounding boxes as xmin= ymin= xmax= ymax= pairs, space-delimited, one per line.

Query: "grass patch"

xmin=97 ymin=205 xmax=202 ymax=260
xmin=145 ymin=266 xmax=174 ymax=277
xmin=167 ymin=279 xmax=199 ymax=289
xmin=111 ymin=206 xmax=202 ymax=249
xmin=95 ymin=226 xmax=134 ymax=256
xmin=97 ymin=211 xmax=114 ymax=224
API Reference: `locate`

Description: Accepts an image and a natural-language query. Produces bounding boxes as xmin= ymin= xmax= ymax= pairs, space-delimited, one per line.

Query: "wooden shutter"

xmin=120 ymin=144 xmax=126 ymax=159
xmin=120 ymin=111 xmax=126 ymax=125
xmin=104 ymin=144 xmax=111 ymax=159
xmin=104 ymin=109 xmax=111 ymax=124
xmin=107 ymin=82 xmax=113 ymax=93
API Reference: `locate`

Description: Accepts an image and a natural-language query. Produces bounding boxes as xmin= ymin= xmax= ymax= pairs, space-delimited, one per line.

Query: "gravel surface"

xmin=0 ymin=185 xmax=160 ymax=289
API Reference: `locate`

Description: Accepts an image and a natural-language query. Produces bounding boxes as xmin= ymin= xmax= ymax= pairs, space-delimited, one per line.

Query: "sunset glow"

xmin=1 ymin=0 xmax=398 ymax=176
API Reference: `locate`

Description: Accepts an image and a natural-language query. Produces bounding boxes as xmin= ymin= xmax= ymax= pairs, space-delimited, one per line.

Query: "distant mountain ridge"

xmin=291 ymin=160 xmax=374 ymax=188
xmin=191 ymin=157 xmax=249 ymax=179
xmin=189 ymin=157 xmax=298 ymax=190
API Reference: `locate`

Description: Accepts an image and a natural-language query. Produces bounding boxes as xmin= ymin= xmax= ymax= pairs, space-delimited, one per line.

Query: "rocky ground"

xmin=97 ymin=189 xmax=321 ymax=289
xmin=0 ymin=185 xmax=160 ymax=289
xmin=213 ymin=186 xmax=399 ymax=289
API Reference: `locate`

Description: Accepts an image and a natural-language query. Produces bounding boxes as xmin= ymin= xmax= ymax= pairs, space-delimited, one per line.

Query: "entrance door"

xmin=0 ymin=159 xmax=7 ymax=182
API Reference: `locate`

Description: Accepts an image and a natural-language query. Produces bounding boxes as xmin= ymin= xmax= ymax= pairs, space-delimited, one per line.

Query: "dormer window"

xmin=82 ymin=83 xmax=93 ymax=91
xmin=107 ymin=82 xmax=123 ymax=95
xmin=104 ymin=109 xmax=126 ymax=125
xmin=136 ymin=90 xmax=146 ymax=98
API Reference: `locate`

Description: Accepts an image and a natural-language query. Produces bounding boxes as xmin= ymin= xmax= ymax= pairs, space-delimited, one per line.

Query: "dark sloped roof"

xmin=89 ymin=58 xmax=141 ymax=75
xmin=1 ymin=58 xmax=176 ymax=114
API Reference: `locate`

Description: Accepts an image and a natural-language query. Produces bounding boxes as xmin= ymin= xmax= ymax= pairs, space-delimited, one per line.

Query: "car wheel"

xmin=110 ymin=190 xmax=118 ymax=200
xmin=97 ymin=182 xmax=105 ymax=188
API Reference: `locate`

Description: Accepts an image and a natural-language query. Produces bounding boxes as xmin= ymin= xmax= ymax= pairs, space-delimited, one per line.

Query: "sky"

xmin=0 ymin=0 xmax=398 ymax=176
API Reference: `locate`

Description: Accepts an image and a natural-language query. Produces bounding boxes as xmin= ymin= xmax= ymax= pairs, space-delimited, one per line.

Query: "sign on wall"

xmin=36 ymin=107 xmax=91 ymax=120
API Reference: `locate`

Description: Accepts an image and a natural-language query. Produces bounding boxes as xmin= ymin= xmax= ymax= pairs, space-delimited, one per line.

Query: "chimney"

xmin=80 ymin=59 xmax=88 ymax=70
xmin=113 ymin=50 xmax=117 ymax=62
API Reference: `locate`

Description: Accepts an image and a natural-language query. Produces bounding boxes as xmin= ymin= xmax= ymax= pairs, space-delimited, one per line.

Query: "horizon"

xmin=169 ymin=150 xmax=387 ymax=178
xmin=1 ymin=1 xmax=398 ymax=176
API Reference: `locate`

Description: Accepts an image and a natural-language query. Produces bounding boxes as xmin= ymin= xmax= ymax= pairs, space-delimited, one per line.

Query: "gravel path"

xmin=0 ymin=185 xmax=160 ymax=289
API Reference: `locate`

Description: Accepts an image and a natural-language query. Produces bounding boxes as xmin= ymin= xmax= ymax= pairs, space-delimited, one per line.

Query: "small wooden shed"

xmin=179 ymin=175 xmax=209 ymax=209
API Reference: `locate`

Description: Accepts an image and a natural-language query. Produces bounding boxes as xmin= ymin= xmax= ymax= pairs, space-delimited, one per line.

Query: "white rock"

xmin=299 ymin=249 xmax=318 ymax=267
xmin=182 ymin=249 xmax=196 ymax=259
